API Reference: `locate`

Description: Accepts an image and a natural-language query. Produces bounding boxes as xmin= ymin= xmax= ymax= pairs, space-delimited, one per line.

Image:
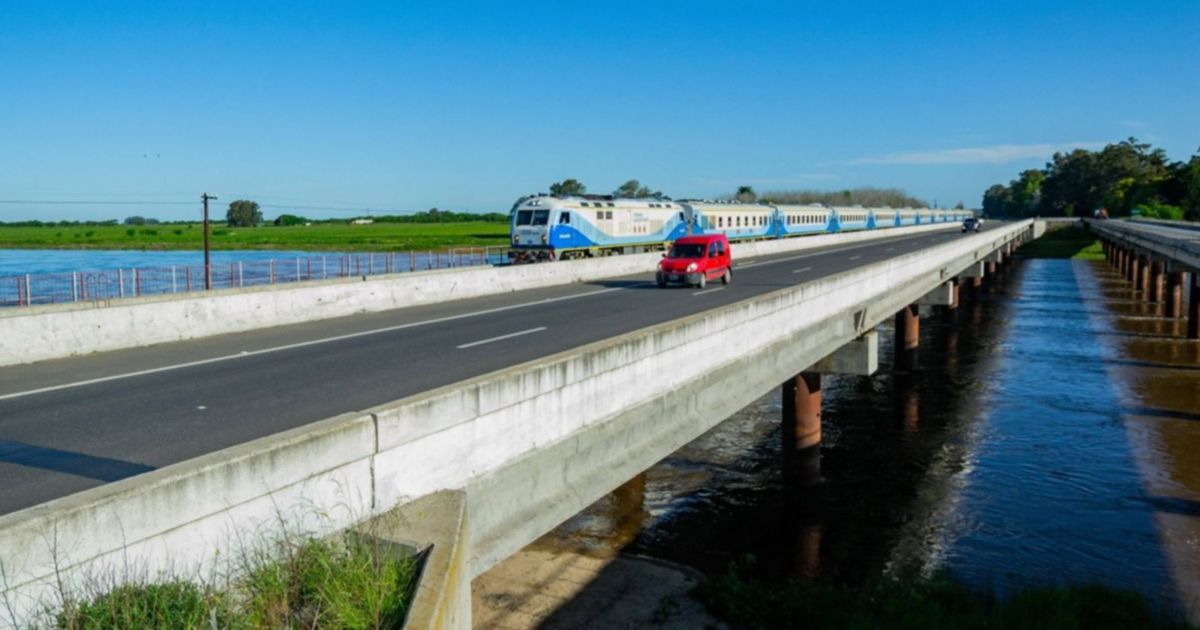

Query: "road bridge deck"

xmin=0 ymin=225 xmax=999 ymax=515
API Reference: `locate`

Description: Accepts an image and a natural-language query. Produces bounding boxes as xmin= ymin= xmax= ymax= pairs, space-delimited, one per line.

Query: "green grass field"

xmin=0 ymin=222 xmax=511 ymax=252
xmin=1018 ymin=225 xmax=1105 ymax=260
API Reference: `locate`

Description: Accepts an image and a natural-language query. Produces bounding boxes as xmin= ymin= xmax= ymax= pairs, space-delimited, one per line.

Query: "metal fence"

xmin=0 ymin=247 xmax=511 ymax=308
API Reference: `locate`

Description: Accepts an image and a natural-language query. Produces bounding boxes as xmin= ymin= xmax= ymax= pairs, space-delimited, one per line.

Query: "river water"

xmin=531 ymin=257 xmax=1200 ymax=621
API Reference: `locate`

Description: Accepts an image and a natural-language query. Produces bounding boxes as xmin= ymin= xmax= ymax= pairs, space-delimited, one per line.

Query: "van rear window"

xmin=668 ymin=244 xmax=705 ymax=258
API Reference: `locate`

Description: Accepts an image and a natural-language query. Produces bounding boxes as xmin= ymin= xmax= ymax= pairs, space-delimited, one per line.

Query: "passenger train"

xmin=509 ymin=195 xmax=972 ymax=262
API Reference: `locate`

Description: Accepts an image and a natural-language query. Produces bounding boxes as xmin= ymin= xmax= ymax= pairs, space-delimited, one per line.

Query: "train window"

xmin=531 ymin=210 xmax=550 ymax=226
xmin=581 ymin=202 xmax=589 ymax=207
xmin=678 ymin=212 xmax=685 ymax=222
xmin=559 ymin=212 xmax=570 ymax=224
xmin=516 ymin=210 xmax=533 ymax=226
xmin=607 ymin=202 xmax=615 ymax=207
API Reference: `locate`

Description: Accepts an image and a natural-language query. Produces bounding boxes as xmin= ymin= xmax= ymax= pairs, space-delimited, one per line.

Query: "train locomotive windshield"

xmin=515 ymin=209 xmax=550 ymax=226
xmin=667 ymin=244 xmax=705 ymax=258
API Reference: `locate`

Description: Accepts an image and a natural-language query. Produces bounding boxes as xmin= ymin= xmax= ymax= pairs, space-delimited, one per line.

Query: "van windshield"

xmin=667 ymin=244 xmax=705 ymax=258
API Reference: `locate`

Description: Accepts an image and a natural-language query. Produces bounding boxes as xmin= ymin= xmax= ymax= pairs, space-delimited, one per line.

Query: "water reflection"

xmin=532 ymin=258 xmax=1199 ymax=621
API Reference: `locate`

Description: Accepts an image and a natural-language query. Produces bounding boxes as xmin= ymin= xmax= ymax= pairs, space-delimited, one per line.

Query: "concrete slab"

xmin=813 ymin=330 xmax=878 ymax=376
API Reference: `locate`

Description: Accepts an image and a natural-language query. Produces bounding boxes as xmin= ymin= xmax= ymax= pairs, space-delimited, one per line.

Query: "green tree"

xmin=614 ymin=179 xmax=663 ymax=199
xmin=735 ymin=185 xmax=757 ymax=203
xmin=1007 ymin=169 xmax=1045 ymax=217
xmin=123 ymin=216 xmax=147 ymax=225
xmin=981 ymin=184 xmax=1010 ymax=217
xmin=1179 ymin=153 xmax=1200 ymax=220
xmin=226 ymin=200 xmax=263 ymax=227
xmin=549 ymin=179 xmax=586 ymax=197
xmin=273 ymin=214 xmax=308 ymax=226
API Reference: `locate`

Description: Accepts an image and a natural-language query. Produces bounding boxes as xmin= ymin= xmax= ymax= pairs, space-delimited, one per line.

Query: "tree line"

xmin=543 ymin=179 xmax=929 ymax=208
xmin=982 ymin=138 xmax=1200 ymax=220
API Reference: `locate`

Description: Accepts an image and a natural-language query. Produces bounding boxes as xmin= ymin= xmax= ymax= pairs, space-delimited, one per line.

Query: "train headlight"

xmin=541 ymin=233 xmax=548 ymax=244
xmin=686 ymin=262 xmax=698 ymax=273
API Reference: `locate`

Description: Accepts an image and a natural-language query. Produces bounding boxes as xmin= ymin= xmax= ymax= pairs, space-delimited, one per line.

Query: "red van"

xmin=656 ymin=234 xmax=732 ymax=288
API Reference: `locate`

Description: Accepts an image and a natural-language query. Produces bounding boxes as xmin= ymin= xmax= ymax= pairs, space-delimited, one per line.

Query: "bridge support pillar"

xmin=782 ymin=372 xmax=822 ymax=485
xmin=894 ymin=304 xmax=919 ymax=368
xmin=1149 ymin=261 xmax=1165 ymax=303
xmin=1190 ymin=274 xmax=1200 ymax=340
xmin=1139 ymin=256 xmax=1150 ymax=295
xmin=1128 ymin=252 xmax=1139 ymax=285
xmin=1167 ymin=272 xmax=1187 ymax=320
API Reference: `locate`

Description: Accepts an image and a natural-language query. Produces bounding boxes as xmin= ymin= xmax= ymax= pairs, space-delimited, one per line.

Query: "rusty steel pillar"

xmin=1140 ymin=257 xmax=1152 ymax=301
xmin=895 ymin=304 xmax=919 ymax=368
xmin=1167 ymin=272 xmax=1187 ymax=320
xmin=985 ymin=261 xmax=997 ymax=277
xmin=1190 ymin=274 xmax=1200 ymax=340
xmin=1149 ymin=261 xmax=1166 ymax=303
xmin=1128 ymin=252 xmax=1140 ymax=285
xmin=782 ymin=372 xmax=822 ymax=485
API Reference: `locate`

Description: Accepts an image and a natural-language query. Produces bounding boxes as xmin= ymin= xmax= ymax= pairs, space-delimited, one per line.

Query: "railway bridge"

xmin=0 ymin=219 xmax=1042 ymax=628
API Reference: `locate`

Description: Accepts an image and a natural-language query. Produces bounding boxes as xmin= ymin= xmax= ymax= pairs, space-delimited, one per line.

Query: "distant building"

xmin=351 ymin=218 xmax=374 ymax=225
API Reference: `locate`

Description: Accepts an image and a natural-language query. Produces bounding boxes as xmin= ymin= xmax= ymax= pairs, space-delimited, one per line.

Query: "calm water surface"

xmin=0 ymin=248 xmax=335 ymax=276
xmin=535 ymin=257 xmax=1200 ymax=621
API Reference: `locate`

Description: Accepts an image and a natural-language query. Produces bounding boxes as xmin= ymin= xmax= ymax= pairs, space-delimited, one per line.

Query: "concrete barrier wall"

xmin=0 ymin=220 xmax=1028 ymax=628
xmin=0 ymin=222 xmax=958 ymax=367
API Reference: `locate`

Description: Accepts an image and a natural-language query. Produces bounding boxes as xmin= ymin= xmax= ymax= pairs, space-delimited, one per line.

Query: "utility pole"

xmin=202 ymin=193 xmax=218 ymax=290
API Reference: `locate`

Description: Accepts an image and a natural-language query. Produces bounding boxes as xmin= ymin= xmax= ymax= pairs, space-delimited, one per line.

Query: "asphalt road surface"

xmin=0 ymin=223 xmax=1006 ymax=514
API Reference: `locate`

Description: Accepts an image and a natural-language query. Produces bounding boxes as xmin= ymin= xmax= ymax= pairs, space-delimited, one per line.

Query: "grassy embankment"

xmin=53 ymin=532 xmax=416 ymax=630
xmin=1018 ymin=225 xmax=1104 ymax=260
xmin=695 ymin=562 xmax=1192 ymax=629
xmin=0 ymin=222 xmax=510 ymax=252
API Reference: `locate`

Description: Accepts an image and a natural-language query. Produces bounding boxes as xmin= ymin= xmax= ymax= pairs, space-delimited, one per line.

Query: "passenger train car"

xmin=509 ymin=194 xmax=972 ymax=262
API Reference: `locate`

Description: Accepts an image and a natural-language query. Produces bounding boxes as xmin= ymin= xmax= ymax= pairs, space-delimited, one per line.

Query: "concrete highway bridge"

xmin=1092 ymin=218 xmax=1200 ymax=339
xmin=0 ymin=219 xmax=1045 ymax=627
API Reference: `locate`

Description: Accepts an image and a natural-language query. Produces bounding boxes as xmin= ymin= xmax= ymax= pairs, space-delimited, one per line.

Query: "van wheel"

xmin=721 ymin=269 xmax=731 ymax=285
xmin=696 ymin=274 xmax=707 ymax=289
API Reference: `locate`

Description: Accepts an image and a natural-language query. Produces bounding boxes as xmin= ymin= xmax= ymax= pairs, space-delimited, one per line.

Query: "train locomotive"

xmin=509 ymin=194 xmax=971 ymax=262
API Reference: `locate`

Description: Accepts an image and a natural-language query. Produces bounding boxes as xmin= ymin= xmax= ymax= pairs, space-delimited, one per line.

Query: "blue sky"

xmin=1 ymin=1 xmax=1197 ymax=221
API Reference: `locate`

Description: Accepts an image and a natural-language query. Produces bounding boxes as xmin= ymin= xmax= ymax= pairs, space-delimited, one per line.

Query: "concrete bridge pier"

xmin=1137 ymin=254 xmax=1150 ymax=292
xmin=1119 ymin=247 xmax=1129 ymax=278
xmin=1167 ymin=271 xmax=1188 ymax=320
xmin=1149 ymin=261 xmax=1166 ymax=304
xmin=1190 ymin=273 xmax=1200 ymax=340
xmin=894 ymin=304 xmax=920 ymax=369
xmin=783 ymin=331 xmax=879 ymax=485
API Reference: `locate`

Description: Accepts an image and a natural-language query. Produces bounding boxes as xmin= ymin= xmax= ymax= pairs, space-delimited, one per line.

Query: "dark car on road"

xmin=962 ymin=218 xmax=981 ymax=233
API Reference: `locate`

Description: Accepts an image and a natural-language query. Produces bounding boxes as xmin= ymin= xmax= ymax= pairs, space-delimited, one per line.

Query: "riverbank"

xmin=1016 ymin=224 xmax=1102 ymax=259
xmin=0 ymin=222 xmax=509 ymax=252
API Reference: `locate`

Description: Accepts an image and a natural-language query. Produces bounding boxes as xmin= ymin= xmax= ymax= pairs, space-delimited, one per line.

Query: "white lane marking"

xmin=849 ymin=255 xmax=862 ymax=260
xmin=457 ymin=327 xmax=546 ymax=349
xmin=885 ymin=247 xmax=895 ymax=252
xmin=792 ymin=267 xmax=812 ymax=274
xmin=692 ymin=287 xmax=725 ymax=296
xmin=0 ymin=285 xmax=650 ymax=402
xmin=737 ymin=245 xmax=861 ymax=270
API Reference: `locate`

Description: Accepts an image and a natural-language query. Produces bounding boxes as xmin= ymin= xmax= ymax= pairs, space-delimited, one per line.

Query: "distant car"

xmin=962 ymin=218 xmax=981 ymax=233
xmin=657 ymin=233 xmax=732 ymax=289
